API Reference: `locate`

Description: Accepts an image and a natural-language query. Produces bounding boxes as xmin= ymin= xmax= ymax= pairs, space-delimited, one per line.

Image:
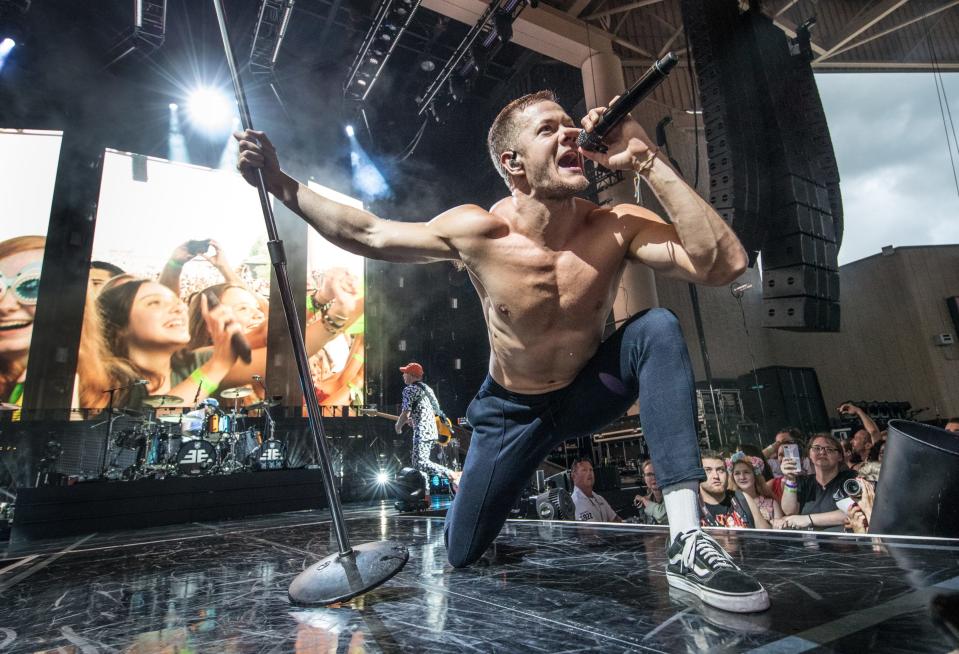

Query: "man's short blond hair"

xmin=487 ymin=90 xmax=558 ymax=187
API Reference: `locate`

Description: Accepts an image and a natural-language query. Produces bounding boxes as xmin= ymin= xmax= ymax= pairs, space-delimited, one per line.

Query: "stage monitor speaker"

xmin=870 ymin=420 xmax=959 ymax=538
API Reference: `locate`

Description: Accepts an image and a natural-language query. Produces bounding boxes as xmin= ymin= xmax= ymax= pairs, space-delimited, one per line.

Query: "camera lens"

xmin=842 ymin=478 xmax=862 ymax=499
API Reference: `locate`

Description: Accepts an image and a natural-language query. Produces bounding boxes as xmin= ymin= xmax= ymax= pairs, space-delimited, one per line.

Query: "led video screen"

xmin=0 ymin=129 xmax=62 ymax=417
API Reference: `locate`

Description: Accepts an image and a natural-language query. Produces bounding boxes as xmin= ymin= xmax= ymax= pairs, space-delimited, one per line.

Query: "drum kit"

xmin=102 ymin=386 xmax=286 ymax=480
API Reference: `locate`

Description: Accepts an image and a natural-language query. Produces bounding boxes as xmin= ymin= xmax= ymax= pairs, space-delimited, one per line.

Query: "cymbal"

xmin=220 ymin=386 xmax=254 ymax=399
xmin=249 ymin=399 xmax=280 ymax=409
xmin=0 ymin=402 xmax=19 ymax=411
xmin=142 ymin=394 xmax=184 ymax=407
xmin=157 ymin=415 xmax=183 ymax=423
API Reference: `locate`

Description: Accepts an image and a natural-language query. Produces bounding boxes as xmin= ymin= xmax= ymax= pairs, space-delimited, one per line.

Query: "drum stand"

xmin=213 ymin=0 xmax=408 ymax=605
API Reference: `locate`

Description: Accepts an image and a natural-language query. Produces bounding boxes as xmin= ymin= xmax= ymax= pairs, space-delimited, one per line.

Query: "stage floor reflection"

xmin=1 ymin=503 xmax=956 ymax=653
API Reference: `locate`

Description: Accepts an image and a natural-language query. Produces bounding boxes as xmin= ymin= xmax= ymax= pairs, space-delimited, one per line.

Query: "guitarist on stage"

xmin=395 ymin=362 xmax=462 ymax=502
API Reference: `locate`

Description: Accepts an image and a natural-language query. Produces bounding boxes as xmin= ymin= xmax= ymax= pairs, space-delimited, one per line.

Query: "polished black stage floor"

xmin=1 ymin=502 xmax=956 ymax=653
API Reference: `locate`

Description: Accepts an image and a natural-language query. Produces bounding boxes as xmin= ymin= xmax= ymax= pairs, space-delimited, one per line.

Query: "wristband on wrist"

xmin=632 ymin=147 xmax=658 ymax=175
xmin=190 ymin=368 xmax=218 ymax=395
xmin=320 ymin=303 xmax=347 ymax=334
xmin=784 ymin=480 xmax=798 ymax=488
xmin=168 ymin=259 xmax=184 ymax=269
xmin=808 ymin=515 xmax=815 ymax=528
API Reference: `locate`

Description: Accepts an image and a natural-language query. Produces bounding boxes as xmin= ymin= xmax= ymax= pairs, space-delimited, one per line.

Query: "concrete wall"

xmin=763 ymin=245 xmax=959 ymax=420
xmin=652 ymin=245 xmax=959 ymax=425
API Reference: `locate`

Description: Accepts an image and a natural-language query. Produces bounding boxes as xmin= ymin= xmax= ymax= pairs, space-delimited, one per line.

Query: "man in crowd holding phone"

xmin=778 ymin=434 xmax=855 ymax=531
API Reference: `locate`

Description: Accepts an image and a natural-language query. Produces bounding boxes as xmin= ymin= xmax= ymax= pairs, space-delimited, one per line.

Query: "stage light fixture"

xmin=417 ymin=0 xmax=532 ymax=116
xmin=345 ymin=125 xmax=355 ymax=137
xmin=186 ymin=87 xmax=235 ymax=135
xmin=249 ymin=0 xmax=295 ymax=76
xmin=376 ymin=470 xmax=389 ymax=485
xmin=168 ymin=102 xmax=178 ymax=111
xmin=105 ymin=0 xmax=167 ymax=68
xmin=344 ymin=0 xmax=422 ymax=101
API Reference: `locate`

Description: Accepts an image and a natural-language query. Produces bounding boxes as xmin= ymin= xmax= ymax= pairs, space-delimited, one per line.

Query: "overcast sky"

xmin=816 ymin=72 xmax=959 ymax=265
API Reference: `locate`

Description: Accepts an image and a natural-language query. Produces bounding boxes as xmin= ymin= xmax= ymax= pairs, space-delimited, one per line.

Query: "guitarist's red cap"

xmin=399 ymin=362 xmax=424 ymax=377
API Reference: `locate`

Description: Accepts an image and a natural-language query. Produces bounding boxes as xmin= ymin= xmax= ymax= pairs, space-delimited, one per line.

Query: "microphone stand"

xmin=211 ymin=0 xmax=408 ymax=606
xmin=253 ymin=377 xmax=275 ymax=441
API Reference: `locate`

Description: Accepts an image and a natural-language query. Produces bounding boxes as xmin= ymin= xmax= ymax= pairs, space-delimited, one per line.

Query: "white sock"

xmin=662 ymin=481 xmax=701 ymax=541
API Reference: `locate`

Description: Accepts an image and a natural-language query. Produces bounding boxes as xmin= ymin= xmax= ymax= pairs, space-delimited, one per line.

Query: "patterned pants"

xmin=412 ymin=435 xmax=456 ymax=489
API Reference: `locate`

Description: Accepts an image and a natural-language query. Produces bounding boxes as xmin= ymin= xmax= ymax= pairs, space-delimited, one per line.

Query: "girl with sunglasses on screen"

xmin=0 ymin=235 xmax=45 ymax=418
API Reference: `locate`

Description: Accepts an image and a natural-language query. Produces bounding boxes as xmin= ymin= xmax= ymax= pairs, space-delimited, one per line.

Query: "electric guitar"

xmin=359 ymin=408 xmax=454 ymax=445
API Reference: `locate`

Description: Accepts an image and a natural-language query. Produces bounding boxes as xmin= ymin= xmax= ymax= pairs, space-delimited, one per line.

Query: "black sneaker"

xmin=666 ymin=529 xmax=769 ymax=613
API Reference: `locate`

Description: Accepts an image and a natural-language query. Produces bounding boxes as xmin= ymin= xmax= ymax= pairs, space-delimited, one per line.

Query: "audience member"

xmin=764 ymin=427 xmax=815 ymax=478
xmin=570 ymin=459 xmax=622 ymax=523
xmin=778 ymin=433 xmax=855 ymax=531
xmin=867 ymin=440 xmax=885 ymax=464
xmin=839 ymin=402 xmax=880 ymax=466
xmin=699 ymin=450 xmax=766 ymax=529
xmin=762 ymin=427 xmax=803 ymax=476
xmin=727 ymin=451 xmax=782 ymax=523
xmin=844 ymin=461 xmax=880 ymax=534
xmin=633 ymin=460 xmax=668 ymax=526
xmin=840 ymin=438 xmax=856 ymax=470
xmin=944 ymin=419 xmax=959 ymax=433
xmin=0 ymin=235 xmax=45 ymax=419
xmin=88 ymin=261 xmax=125 ymax=296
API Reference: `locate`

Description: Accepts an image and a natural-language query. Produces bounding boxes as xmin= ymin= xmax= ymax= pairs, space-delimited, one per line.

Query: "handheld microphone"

xmin=204 ymin=290 xmax=253 ymax=364
xmin=577 ymin=52 xmax=679 ymax=153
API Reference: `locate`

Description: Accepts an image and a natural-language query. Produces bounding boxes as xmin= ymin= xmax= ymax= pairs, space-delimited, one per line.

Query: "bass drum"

xmin=175 ymin=439 xmax=218 ymax=476
xmin=250 ymin=438 xmax=286 ymax=471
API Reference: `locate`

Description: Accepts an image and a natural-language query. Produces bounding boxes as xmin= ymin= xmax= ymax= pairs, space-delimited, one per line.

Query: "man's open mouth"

xmin=558 ymin=151 xmax=581 ymax=170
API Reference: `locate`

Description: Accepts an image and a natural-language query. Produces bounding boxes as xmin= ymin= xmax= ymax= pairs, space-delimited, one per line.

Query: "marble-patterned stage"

xmin=1 ymin=501 xmax=956 ymax=653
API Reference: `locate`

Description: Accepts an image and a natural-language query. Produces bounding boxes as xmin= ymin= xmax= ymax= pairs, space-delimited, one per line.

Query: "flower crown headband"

xmin=726 ymin=451 xmax=763 ymax=476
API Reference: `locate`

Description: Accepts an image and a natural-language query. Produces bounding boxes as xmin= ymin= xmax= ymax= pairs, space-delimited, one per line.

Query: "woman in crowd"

xmin=0 ymin=235 xmax=45 ymax=416
xmin=633 ymin=459 xmax=668 ymax=526
xmin=777 ymin=433 xmax=855 ymax=531
xmin=93 ymin=278 xmax=241 ymax=408
xmin=728 ymin=451 xmax=783 ymax=524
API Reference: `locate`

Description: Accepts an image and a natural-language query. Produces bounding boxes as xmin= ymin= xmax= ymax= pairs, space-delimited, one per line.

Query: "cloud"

xmin=816 ymin=72 xmax=959 ymax=264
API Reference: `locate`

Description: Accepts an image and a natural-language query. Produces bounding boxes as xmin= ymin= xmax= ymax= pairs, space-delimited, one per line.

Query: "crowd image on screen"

xmin=73 ymin=238 xmax=365 ymax=413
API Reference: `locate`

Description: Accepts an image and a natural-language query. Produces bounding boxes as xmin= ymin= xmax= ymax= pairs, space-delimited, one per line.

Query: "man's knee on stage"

xmin=624 ymin=307 xmax=683 ymax=345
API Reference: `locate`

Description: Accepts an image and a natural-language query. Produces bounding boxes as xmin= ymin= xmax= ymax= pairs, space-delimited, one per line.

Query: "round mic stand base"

xmin=288 ymin=540 xmax=410 ymax=605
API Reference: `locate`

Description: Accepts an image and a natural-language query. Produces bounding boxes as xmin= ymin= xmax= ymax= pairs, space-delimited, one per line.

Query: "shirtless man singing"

xmin=236 ymin=91 xmax=768 ymax=613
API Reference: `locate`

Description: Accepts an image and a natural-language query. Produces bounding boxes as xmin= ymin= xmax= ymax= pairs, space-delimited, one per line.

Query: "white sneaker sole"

xmin=666 ymin=571 xmax=770 ymax=613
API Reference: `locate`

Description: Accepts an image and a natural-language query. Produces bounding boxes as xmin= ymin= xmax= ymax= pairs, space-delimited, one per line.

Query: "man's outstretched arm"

xmin=236 ymin=129 xmax=483 ymax=263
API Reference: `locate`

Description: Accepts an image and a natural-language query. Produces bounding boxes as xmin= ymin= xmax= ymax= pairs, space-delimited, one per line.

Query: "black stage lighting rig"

xmin=344 ymin=0 xmax=422 ymax=102
xmin=249 ymin=0 xmax=295 ymax=76
xmin=417 ymin=0 xmax=533 ymax=119
xmin=106 ymin=0 xmax=168 ymax=67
